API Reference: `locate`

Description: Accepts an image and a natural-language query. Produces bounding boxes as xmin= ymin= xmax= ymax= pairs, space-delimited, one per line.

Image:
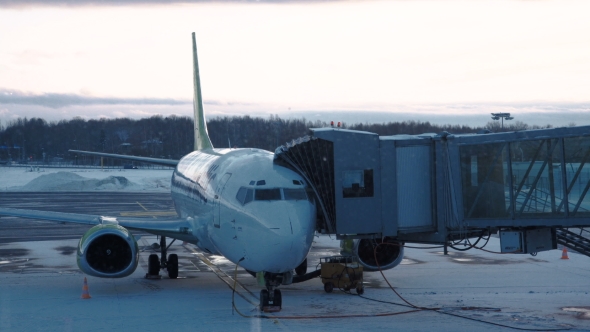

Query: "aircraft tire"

xmin=324 ymin=282 xmax=334 ymax=293
xmin=167 ymin=254 xmax=179 ymax=279
xmin=294 ymin=258 xmax=307 ymax=276
xmin=148 ymin=254 xmax=160 ymax=275
xmin=260 ymin=289 xmax=269 ymax=309
xmin=273 ymin=289 xmax=282 ymax=308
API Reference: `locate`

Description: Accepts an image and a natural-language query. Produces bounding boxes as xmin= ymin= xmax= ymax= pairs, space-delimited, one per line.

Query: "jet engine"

xmin=342 ymin=237 xmax=404 ymax=272
xmin=77 ymin=224 xmax=139 ymax=278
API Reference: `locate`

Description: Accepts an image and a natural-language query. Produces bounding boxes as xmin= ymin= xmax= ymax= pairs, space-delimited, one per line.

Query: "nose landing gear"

xmin=260 ymin=288 xmax=282 ymax=312
xmin=259 ymin=273 xmax=283 ymax=312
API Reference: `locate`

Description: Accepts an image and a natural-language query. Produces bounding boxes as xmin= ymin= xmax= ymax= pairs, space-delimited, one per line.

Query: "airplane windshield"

xmin=236 ymin=187 xmax=309 ymax=205
xmin=283 ymin=188 xmax=307 ymax=200
xmin=255 ymin=189 xmax=281 ymax=201
xmin=236 ymin=187 xmax=254 ymax=205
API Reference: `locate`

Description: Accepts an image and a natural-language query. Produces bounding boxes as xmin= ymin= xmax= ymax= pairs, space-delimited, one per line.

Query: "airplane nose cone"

xmin=243 ymin=202 xmax=315 ymax=273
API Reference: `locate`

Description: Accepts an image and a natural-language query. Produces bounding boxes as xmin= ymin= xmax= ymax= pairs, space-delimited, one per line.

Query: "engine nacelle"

xmin=77 ymin=224 xmax=139 ymax=278
xmin=341 ymin=237 xmax=404 ymax=272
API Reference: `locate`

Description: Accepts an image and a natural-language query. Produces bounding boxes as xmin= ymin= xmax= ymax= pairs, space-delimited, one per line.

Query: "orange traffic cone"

xmin=561 ymin=247 xmax=569 ymax=260
xmin=81 ymin=277 xmax=92 ymax=299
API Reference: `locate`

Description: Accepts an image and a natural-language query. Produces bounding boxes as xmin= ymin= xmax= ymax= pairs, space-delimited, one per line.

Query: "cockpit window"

xmin=237 ymin=187 xmax=309 ymax=205
xmin=255 ymin=188 xmax=281 ymax=201
xmin=236 ymin=187 xmax=254 ymax=205
xmin=283 ymin=188 xmax=308 ymax=200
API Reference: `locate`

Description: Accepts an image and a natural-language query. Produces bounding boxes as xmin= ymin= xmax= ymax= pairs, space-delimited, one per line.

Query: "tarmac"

xmin=2 ymin=236 xmax=590 ymax=331
xmin=1 ymin=192 xmax=590 ymax=331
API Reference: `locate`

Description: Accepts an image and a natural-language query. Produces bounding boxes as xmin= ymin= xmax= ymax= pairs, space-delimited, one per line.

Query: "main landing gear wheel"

xmin=295 ymin=258 xmax=307 ymax=276
xmin=356 ymin=286 xmax=364 ymax=295
xmin=167 ymin=254 xmax=178 ymax=279
xmin=148 ymin=254 xmax=160 ymax=275
xmin=324 ymin=282 xmax=334 ymax=293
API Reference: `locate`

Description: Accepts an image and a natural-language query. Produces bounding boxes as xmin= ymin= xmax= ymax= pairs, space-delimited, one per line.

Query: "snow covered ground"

xmin=0 ymin=166 xmax=173 ymax=192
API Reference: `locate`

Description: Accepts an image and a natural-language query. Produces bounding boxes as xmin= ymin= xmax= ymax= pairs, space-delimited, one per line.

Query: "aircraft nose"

xmin=244 ymin=202 xmax=315 ymax=273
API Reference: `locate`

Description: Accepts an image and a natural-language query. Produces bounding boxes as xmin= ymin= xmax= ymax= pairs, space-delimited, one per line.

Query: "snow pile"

xmin=16 ymin=171 xmax=140 ymax=191
xmin=0 ymin=167 xmax=173 ymax=192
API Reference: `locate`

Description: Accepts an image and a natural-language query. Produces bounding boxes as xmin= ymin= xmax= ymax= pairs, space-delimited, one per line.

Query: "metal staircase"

xmin=556 ymin=228 xmax=590 ymax=257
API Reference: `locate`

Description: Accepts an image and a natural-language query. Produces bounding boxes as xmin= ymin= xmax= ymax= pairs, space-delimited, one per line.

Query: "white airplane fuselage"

xmin=170 ymin=147 xmax=316 ymax=273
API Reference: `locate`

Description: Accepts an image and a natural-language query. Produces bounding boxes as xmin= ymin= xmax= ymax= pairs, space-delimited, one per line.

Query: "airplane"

xmin=0 ymin=33 xmax=404 ymax=310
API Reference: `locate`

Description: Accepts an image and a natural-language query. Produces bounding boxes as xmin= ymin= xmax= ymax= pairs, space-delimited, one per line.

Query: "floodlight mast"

xmin=491 ymin=112 xmax=513 ymax=129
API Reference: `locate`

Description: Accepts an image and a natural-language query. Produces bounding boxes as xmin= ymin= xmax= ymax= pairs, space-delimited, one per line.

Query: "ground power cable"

xmin=230 ymin=259 xmax=420 ymax=320
xmin=448 ymin=229 xmax=490 ymax=251
xmin=372 ymin=242 xmax=572 ymax=331
xmin=228 ymin=241 xmax=568 ymax=327
xmin=449 ymin=229 xmax=522 ymax=254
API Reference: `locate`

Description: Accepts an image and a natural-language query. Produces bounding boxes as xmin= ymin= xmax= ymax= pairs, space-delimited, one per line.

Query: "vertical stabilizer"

xmin=192 ymin=32 xmax=214 ymax=151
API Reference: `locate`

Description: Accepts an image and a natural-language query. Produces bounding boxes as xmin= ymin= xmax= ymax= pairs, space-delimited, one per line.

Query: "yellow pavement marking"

xmin=136 ymin=202 xmax=149 ymax=211
xmin=124 ymin=201 xmax=161 ymax=219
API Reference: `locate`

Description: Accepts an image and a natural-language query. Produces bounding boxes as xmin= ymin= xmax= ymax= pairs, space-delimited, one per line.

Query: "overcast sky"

xmin=1 ymin=0 xmax=589 ymax=127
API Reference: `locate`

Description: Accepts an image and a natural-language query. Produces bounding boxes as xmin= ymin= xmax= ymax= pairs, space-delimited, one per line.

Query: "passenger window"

xmin=255 ymin=188 xmax=281 ymax=201
xmin=236 ymin=187 xmax=254 ymax=205
xmin=284 ymin=188 xmax=307 ymax=201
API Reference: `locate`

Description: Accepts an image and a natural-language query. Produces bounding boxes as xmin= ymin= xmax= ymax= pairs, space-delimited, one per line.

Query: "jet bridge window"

xmin=460 ymin=143 xmax=510 ymax=219
xmin=342 ymin=169 xmax=374 ymax=198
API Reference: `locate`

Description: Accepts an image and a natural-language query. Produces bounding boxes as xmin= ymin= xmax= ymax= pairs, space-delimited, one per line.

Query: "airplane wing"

xmin=69 ymin=149 xmax=179 ymax=167
xmin=0 ymin=207 xmax=193 ymax=240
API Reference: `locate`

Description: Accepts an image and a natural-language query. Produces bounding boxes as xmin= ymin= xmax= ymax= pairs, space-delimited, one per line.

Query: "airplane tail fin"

xmin=192 ymin=32 xmax=214 ymax=151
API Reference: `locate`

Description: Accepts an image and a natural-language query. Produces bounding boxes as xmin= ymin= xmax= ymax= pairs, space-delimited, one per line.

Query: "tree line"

xmin=0 ymin=114 xmax=550 ymax=164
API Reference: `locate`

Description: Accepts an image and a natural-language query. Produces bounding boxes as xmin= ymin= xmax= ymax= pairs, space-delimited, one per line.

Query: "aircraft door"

xmin=213 ymin=173 xmax=232 ymax=228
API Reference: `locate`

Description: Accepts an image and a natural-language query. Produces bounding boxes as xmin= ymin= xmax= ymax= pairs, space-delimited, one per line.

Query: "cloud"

xmin=0 ymin=0 xmax=335 ymax=7
xmin=0 ymin=89 xmax=190 ymax=108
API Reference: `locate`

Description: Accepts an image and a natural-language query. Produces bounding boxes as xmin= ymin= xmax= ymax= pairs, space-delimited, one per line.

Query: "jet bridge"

xmin=274 ymin=125 xmax=590 ymax=254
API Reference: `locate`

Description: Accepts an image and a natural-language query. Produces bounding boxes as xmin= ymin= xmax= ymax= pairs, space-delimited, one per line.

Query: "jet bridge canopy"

xmin=448 ymin=127 xmax=590 ymax=227
xmin=274 ymin=125 xmax=590 ymax=243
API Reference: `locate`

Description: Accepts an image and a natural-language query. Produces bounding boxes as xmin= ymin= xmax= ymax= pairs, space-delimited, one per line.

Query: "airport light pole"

xmin=491 ymin=113 xmax=514 ymax=129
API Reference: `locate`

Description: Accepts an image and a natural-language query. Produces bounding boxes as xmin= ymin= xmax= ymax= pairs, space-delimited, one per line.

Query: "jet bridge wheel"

xmin=148 ymin=254 xmax=160 ymax=275
xmin=167 ymin=254 xmax=178 ymax=279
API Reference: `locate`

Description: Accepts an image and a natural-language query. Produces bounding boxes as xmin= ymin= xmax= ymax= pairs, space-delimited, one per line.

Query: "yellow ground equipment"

xmin=320 ymin=255 xmax=364 ymax=294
